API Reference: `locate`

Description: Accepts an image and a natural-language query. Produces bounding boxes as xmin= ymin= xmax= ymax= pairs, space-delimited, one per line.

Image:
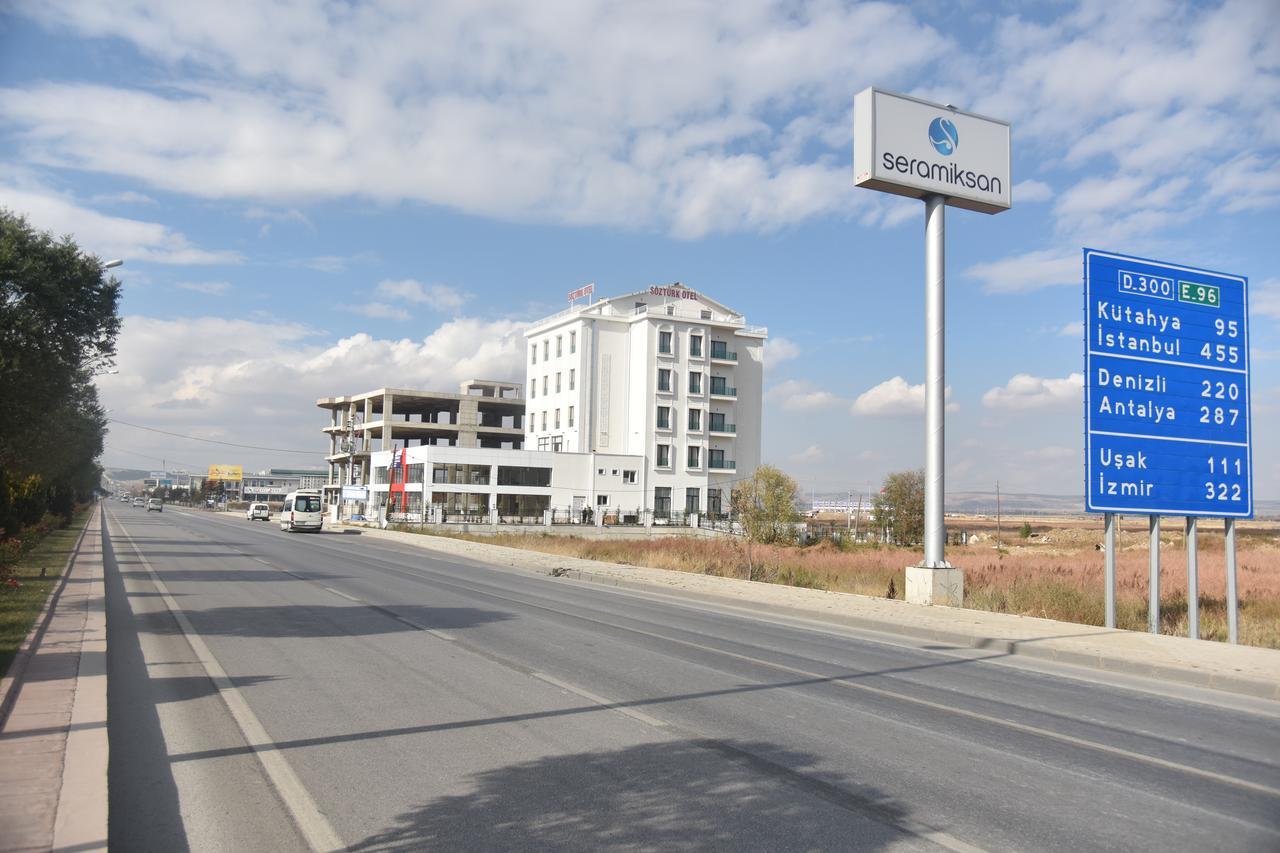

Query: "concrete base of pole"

xmin=905 ymin=565 xmax=964 ymax=607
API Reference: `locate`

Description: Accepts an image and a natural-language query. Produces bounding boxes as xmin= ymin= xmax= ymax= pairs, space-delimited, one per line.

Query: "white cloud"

xmin=96 ymin=313 xmax=529 ymax=468
xmin=852 ymin=376 xmax=955 ymax=416
xmin=1253 ymin=278 xmax=1280 ymax=321
xmin=2 ymin=1 xmax=949 ymax=237
xmin=765 ymin=336 xmax=800 ymax=365
xmin=982 ymin=373 xmax=1082 ymax=410
xmin=376 ymin=279 xmax=469 ymax=313
xmin=345 ymin=302 xmax=411 ymax=321
xmin=965 ymin=249 xmax=1078 ymax=294
xmin=1057 ymin=321 xmax=1083 ymax=337
xmin=1 ymin=178 xmax=241 ymax=265
xmin=176 ymin=281 xmax=231 ymax=296
xmin=1013 ymin=179 xmax=1053 ymax=203
xmin=91 ymin=190 xmax=156 ymax=205
xmin=766 ymin=379 xmax=839 ymax=411
xmin=791 ymin=444 xmax=823 ymax=464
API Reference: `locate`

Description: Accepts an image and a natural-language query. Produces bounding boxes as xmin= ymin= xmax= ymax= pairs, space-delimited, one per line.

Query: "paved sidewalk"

xmin=343 ymin=522 xmax=1280 ymax=701
xmin=0 ymin=507 xmax=107 ymax=853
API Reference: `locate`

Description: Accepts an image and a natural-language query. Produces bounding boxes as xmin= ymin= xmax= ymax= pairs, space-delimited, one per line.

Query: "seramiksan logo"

xmin=928 ymin=117 xmax=958 ymax=156
xmin=879 ymin=115 xmax=1003 ymax=196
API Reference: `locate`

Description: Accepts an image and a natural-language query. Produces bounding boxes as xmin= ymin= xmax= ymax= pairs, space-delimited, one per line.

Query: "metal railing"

xmin=708 ymin=458 xmax=736 ymax=470
xmin=710 ymin=348 xmax=737 ymax=361
xmin=708 ymin=422 xmax=736 ymax=433
xmin=709 ymin=385 xmax=737 ymax=397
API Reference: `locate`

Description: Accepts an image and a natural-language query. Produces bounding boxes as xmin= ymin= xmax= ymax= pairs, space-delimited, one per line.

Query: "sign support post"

xmin=923 ymin=194 xmax=948 ymax=570
xmin=1225 ymin=518 xmax=1238 ymax=644
xmin=1149 ymin=516 xmax=1161 ymax=634
xmin=853 ymin=87 xmax=1011 ymax=607
xmin=1186 ymin=517 xmax=1199 ymax=639
xmin=1103 ymin=512 xmax=1116 ymax=628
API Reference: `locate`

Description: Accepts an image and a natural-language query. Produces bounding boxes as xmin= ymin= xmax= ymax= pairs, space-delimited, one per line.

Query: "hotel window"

xmin=688 ymin=371 xmax=702 ymax=394
xmin=687 ymin=446 xmax=701 ymax=469
xmin=568 ymin=406 xmax=575 ymax=427
xmin=623 ymin=470 xmax=636 ymax=484
xmin=688 ymin=408 xmax=701 ymax=431
xmin=542 ymin=376 xmax=548 ymax=396
xmin=569 ymin=369 xmax=575 ymax=390
xmin=556 ymin=372 xmax=561 ymax=393
xmin=656 ymin=444 xmax=671 ymax=467
xmin=541 ymin=411 xmax=547 ymax=430
xmin=659 ymin=330 xmax=673 ymax=354
xmin=690 ymin=334 xmax=703 ymax=357
xmin=656 ymin=406 xmax=670 ymax=429
xmin=654 ymin=487 xmax=672 ymax=517
xmin=555 ymin=409 xmax=561 ymax=429
xmin=543 ymin=340 xmax=549 ymax=360
xmin=658 ymin=369 xmax=671 ymax=392
xmin=531 ymin=344 xmax=537 ymax=364
xmin=685 ymin=487 xmax=700 ymax=514
xmin=556 ymin=336 xmax=562 ymax=357
xmin=570 ymin=331 xmax=576 ymax=353
xmin=530 ymin=381 xmax=536 ymax=399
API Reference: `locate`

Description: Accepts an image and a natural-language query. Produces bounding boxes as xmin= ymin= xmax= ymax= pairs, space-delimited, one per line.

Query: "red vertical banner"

xmin=389 ymin=448 xmax=408 ymax=514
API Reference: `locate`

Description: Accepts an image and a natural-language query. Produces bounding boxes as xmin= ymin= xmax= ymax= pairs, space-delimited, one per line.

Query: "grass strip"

xmin=0 ymin=509 xmax=91 ymax=678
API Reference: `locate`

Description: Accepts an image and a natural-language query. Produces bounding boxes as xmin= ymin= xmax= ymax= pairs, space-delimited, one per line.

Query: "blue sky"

xmin=2 ymin=0 xmax=1278 ymax=500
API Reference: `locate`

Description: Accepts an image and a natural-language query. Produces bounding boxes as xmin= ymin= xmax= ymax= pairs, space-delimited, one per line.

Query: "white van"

xmin=280 ymin=490 xmax=323 ymax=532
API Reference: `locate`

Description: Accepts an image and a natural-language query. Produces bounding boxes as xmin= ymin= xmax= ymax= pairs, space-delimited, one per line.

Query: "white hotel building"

xmin=335 ymin=285 xmax=764 ymax=524
xmin=523 ymin=285 xmax=765 ymax=519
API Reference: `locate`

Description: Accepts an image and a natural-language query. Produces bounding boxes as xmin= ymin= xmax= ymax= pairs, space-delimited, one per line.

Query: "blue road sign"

xmin=1085 ymin=249 xmax=1252 ymax=517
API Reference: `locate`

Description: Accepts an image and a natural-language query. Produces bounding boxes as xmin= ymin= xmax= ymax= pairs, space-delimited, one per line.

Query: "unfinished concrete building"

xmin=318 ymin=379 xmax=524 ymax=489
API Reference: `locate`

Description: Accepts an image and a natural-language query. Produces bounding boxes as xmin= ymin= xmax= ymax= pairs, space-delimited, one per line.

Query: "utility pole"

xmin=996 ymin=480 xmax=1002 ymax=552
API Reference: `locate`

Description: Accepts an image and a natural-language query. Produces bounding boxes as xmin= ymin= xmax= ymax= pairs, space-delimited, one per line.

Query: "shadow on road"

xmin=135 ymin=604 xmax=513 ymax=639
xmin=118 ymin=569 xmax=343 ymax=584
xmin=346 ymin=738 xmax=923 ymax=851
xmin=145 ymin=674 xmax=284 ymax=704
xmin=103 ymin=523 xmax=191 ymax=853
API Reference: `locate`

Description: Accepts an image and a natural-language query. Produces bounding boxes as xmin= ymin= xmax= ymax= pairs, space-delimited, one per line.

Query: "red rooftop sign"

xmin=567 ymin=282 xmax=594 ymax=303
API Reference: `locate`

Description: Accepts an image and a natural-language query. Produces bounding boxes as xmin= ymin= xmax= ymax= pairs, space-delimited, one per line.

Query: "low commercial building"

xmin=366 ymin=444 xmax=649 ymax=525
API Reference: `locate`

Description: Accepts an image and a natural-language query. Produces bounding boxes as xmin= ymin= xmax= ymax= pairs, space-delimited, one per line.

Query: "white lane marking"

xmin=322 ymin=587 xmax=361 ymax=603
xmin=530 ymin=671 xmax=670 ymax=730
xmin=111 ymin=518 xmax=345 ymax=853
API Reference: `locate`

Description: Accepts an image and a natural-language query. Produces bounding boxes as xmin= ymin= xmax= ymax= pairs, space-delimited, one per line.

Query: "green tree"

xmin=873 ymin=469 xmax=925 ymax=546
xmin=0 ymin=209 xmax=119 ymax=533
xmin=731 ymin=465 xmax=801 ymax=578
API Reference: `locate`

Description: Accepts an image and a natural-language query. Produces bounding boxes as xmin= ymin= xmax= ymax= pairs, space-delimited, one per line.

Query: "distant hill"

xmin=806 ymin=490 xmax=1280 ymax=520
xmin=104 ymin=468 xmax=152 ymax=482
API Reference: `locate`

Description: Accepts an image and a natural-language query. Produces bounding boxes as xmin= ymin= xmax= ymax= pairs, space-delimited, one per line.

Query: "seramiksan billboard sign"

xmin=853 ymin=87 xmax=1011 ymax=214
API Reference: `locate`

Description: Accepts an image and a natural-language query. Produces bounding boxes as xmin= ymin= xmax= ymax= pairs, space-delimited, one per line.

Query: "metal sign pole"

xmin=923 ymin=194 xmax=948 ymax=569
xmin=1225 ymin=518 xmax=1239 ymax=644
xmin=1104 ymin=512 xmax=1116 ymax=628
xmin=1149 ymin=515 xmax=1160 ymax=634
xmin=1186 ymin=517 xmax=1199 ymax=639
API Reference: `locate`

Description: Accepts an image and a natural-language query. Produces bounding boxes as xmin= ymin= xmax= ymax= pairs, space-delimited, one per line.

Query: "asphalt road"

xmin=101 ymin=504 xmax=1280 ymax=852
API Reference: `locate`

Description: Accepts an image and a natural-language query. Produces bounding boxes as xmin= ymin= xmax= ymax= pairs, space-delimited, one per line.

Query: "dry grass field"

xmin=441 ymin=515 xmax=1280 ymax=649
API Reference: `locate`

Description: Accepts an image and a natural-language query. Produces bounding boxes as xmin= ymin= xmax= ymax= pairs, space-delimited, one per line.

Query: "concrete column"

xmin=381 ymin=393 xmax=394 ymax=451
xmin=458 ymin=398 xmax=479 ymax=448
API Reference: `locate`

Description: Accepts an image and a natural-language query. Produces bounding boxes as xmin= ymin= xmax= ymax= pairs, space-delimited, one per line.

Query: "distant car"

xmin=132 ymin=498 xmax=144 ymax=507
xmin=246 ymin=503 xmax=270 ymax=521
xmin=147 ymin=498 xmax=163 ymax=512
xmin=120 ymin=496 xmax=130 ymax=503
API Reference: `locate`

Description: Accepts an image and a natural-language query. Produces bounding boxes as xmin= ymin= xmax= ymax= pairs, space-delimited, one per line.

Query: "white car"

xmin=132 ymin=498 xmax=145 ymax=508
xmin=246 ymin=503 xmax=270 ymax=521
xmin=146 ymin=498 xmax=163 ymax=512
